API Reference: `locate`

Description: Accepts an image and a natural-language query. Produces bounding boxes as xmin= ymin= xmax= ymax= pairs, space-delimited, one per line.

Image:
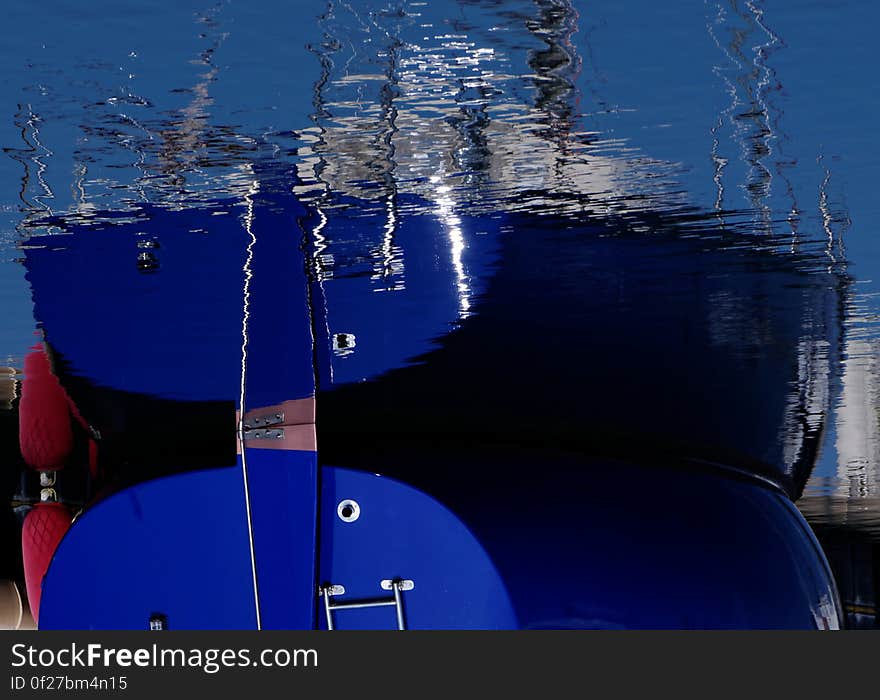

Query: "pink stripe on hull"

xmin=236 ymin=397 xmax=317 ymax=453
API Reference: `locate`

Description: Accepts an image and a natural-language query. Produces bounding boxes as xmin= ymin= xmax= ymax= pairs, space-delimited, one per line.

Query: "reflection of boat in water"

xmin=5 ymin=0 xmax=849 ymax=629
xmin=11 ymin=164 xmax=840 ymax=629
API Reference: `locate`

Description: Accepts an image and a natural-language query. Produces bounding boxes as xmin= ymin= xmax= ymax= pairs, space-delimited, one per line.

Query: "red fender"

xmin=22 ymin=502 xmax=72 ymax=625
xmin=19 ymin=346 xmax=73 ymax=472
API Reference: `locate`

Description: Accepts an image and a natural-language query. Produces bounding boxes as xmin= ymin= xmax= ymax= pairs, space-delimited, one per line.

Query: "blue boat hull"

xmin=24 ymin=175 xmax=842 ymax=629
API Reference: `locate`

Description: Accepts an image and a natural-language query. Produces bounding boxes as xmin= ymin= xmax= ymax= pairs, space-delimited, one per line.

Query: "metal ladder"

xmin=319 ymin=579 xmax=414 ymax=630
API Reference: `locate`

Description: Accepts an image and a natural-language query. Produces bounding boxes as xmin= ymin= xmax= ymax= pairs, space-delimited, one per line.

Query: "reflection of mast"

xmin=371 ymin=36 xmax=404 ymax=291
xmin=707 ymin=0 xmax=784 ymax=233
xmin=817 ymin=160 xmax=849 ymax=273
xmin=705 ymin=1 xmax=853 ymax=495
xmin=302 ymin=2 xmax=407 ymax=291
xmin=737 ymin=0 xmax=776 ymax=222
xmin=5 ymin=104 xmax=55 ymax=234
xmin=706 ymin=0 xmax=800 ymax=242
xmin=706 ymin=1 xmax=737 ymax=225
xmin=301 ymin=2 xmax=337 ymax=284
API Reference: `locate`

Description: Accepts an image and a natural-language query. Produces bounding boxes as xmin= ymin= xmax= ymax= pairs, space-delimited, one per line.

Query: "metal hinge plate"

xmin=242 ymin=412 xmax=285 ymax=429
xmin=242 ymin=428 xmax=284 ymax=441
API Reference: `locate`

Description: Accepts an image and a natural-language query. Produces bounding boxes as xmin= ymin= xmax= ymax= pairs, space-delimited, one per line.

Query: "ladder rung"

xmin=320 ymin=580 xmax=413 ymax=630
xmin=328 ymin=599 xmax=397 ymax=611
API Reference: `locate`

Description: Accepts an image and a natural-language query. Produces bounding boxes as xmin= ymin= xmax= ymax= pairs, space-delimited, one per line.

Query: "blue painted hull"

xmin=39 ymin=456 xmax=839 ymax=630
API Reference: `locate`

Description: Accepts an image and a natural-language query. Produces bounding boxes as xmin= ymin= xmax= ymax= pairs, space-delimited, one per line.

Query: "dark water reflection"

xmin=1 ymin=0 xmax=878 ymax=626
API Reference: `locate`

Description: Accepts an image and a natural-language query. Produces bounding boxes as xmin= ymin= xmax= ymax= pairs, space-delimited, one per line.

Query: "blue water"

xmin=1 ymin=0 xmax=879 ymax=621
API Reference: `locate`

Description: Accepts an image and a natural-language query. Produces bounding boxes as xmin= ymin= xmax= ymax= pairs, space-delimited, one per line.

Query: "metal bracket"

xmin=39 ymin=487 xmax=58 ymax=503
xmin=380 ymin=579 xmax=414 ymax=592
xmin=242 ymin=412 xmax=285 ymax=430
xmin=319 ymin=579 xmax=414 ymax=630
xmin=319 ymin=585 xmax=346 ymax=597
xmin=242 ymin=428 xmax=285 ymax=441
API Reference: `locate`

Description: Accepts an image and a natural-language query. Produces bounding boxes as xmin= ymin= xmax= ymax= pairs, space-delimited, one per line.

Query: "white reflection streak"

xmin=383 ymin=194 xmax=396 ymax=273
xmin=373 ymin=193 xmax=404 ymax=290
xmin=818 ymin=166 xmax=838 ymax=270
xmin=312 ymin=205 xmax=329 ymax=281
xmin=310 ymin=203 xmax=336 ymax=383
xmin=431 ymin=175 xmax=471 ymax=317
xmin=835 ymin=332 xmax=880 ymax=500
xmin=238 ymin=176 xmax=263 ymax=630
xmin=25 ymin=106 xmax=55 ymax=215
xmin=705 ymin=1 xmax=738 ymax=215
xmin=73 ymin=163 xmax=88 ymax=211
xmin=781 ymin=336 xmax=830 ymax=476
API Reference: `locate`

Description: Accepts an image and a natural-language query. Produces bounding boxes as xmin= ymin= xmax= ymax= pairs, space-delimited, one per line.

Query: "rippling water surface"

xmin=1 ymin=0 xmax=879 ymax=624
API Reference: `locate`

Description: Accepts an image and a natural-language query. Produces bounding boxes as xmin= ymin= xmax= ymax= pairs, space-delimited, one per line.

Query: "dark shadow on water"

xmin=316 ymin=204 xmax=847 ymax=499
